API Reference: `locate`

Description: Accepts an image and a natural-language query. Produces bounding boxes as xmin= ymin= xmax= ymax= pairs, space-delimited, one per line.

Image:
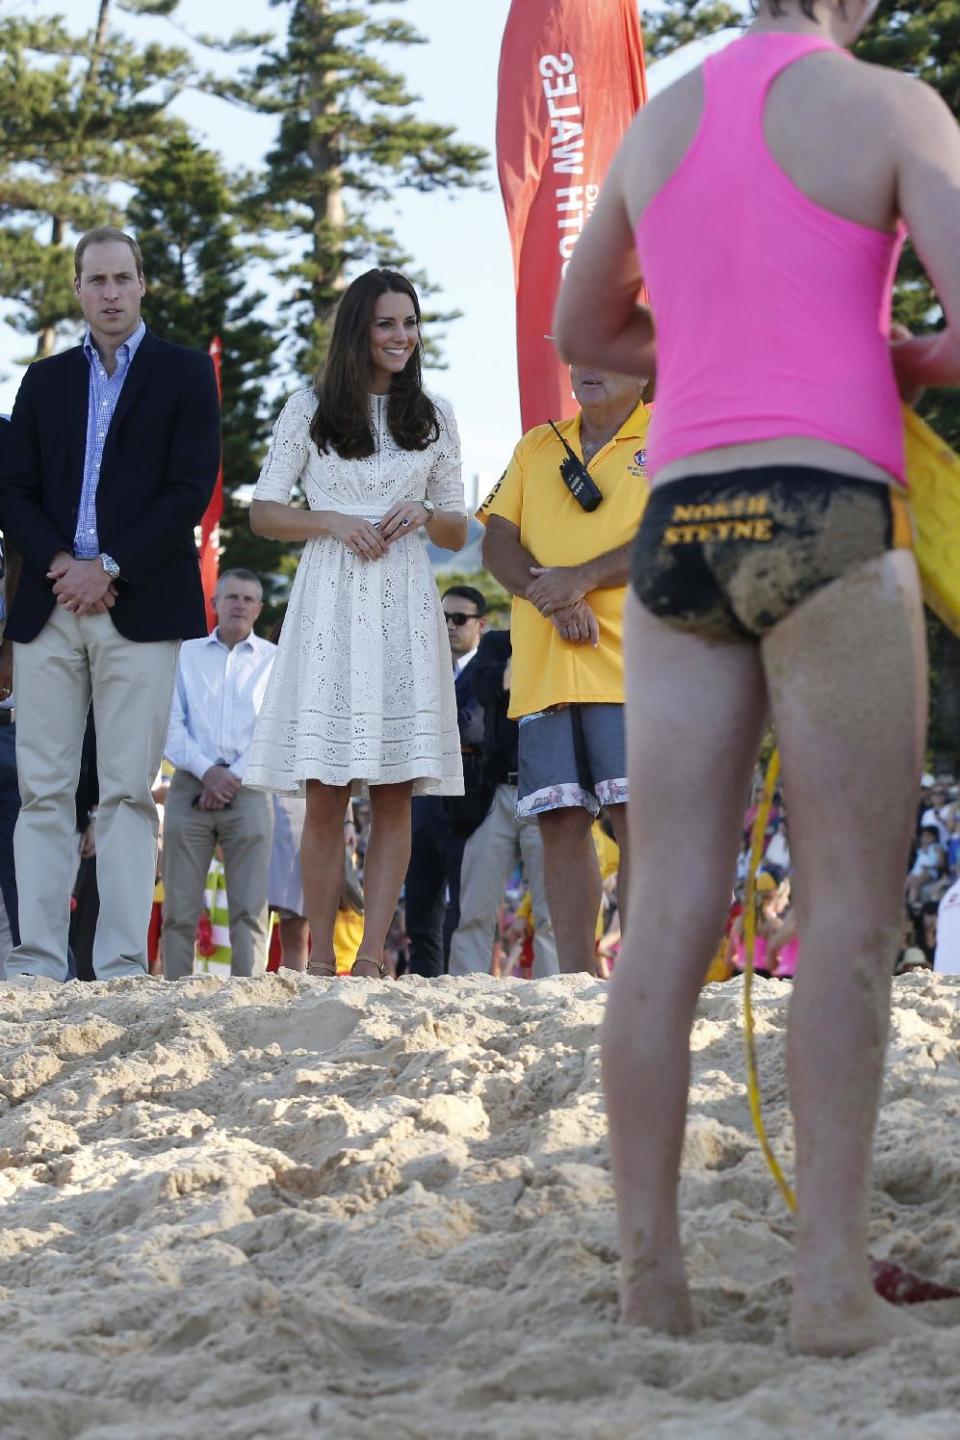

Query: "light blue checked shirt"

xmin=74 ymin=320 xmax=146 ymax=559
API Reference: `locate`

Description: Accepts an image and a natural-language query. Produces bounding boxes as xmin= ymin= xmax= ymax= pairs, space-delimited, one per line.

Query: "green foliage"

xmin=0 ymin=0 xmax=487 ymax=619
xmin=0 ymin=6 xmax=193 ymax=356
xmin=211 ymin=0 xmax=488 ymax=377
xmin=125 ymin=134 xmax=283 ymax=586
xmin=643 ymin=1 xmax=745 ymax=59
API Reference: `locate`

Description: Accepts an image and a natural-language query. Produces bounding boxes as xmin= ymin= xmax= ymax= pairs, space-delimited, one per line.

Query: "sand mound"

xmin=1 ymin=972 xmax=958 ymax=1439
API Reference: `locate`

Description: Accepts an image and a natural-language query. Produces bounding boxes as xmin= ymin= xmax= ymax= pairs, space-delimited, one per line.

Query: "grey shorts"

xmin=516 ymin=703 xmax=628 ymax=819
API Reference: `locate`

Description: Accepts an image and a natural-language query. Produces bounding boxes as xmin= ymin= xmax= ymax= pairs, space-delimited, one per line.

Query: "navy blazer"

xmin=0 ymin=329 xmax=221 ymax=644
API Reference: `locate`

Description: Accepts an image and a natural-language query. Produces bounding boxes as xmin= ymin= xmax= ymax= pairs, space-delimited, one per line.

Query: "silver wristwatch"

xmin=99 ymin=553 xmax=121 ymax=580
xmin=421 ymin=499 xmax=435 ymax=518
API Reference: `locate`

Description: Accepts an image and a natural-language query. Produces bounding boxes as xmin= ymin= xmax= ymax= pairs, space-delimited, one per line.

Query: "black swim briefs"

xmin=631 ymin=466 xmax=912 ymax=642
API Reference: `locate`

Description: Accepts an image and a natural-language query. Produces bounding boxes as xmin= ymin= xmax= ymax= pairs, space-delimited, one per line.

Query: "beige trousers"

xmin=12 ymin=606 xmax=179 ymax=981
xmin=161 ymin=771 xmax=273 ymax=981
xmin=448 ymin=783 xmax=558 ymax=977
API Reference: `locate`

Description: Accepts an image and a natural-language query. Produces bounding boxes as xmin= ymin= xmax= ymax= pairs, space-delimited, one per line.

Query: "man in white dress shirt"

xmin=162 ymin=569 xmax=276 ymax=980
xmin=934 ymin=877 xmax=960 ymax=975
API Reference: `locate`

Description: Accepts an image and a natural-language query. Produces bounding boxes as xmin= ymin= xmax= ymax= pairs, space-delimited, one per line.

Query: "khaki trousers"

xmin=161 ymin=771 xmax=273 ymax=980
xmin=12 ymin=606 xmax=179 ymax=981
xmin=448 ymin=783 xmax=558 ymax=977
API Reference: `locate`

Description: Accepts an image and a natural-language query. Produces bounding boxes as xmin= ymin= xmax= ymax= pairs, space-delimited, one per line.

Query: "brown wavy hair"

xmin=310 ymin=269 xmax=440 ymax=459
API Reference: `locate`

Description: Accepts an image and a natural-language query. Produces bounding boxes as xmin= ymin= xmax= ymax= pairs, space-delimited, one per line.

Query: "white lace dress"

xmin=244 ymin=389 xmax=465 ymax=797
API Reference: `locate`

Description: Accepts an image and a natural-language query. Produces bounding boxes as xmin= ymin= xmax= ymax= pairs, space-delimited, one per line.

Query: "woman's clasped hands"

xmin=329 ymin=501 xmax=429 ymax=560
xmin=329 ymin=514 xmax=388 ymax=560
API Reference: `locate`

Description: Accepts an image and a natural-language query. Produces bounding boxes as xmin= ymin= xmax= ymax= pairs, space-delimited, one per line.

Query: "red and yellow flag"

xmin=497 ymin=0 xmax=647 ymax=431
xmin=200 ymin=335 xmax=224 ymax=630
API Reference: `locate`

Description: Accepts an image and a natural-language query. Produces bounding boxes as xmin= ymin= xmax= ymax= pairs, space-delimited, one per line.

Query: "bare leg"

xmin=605 ymin=803 xmax=629 ymax=941
xmin=538 ymin=805 xmax=602 ymax=974
xmin=606 ymin=593 xmax=766 ymax=1333
xmin=354 ymin=782 xmax=414 ymax=973
xmin=301 ymin=781 xmax=350 ymax=975
xmin=280 ymin=915 xmax=310 ymax=972
xmin=764 ymin=552 xmax=927 ymax=1356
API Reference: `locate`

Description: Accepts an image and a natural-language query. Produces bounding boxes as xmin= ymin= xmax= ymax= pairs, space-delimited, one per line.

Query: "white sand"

xmin=1 ymin=972 xmax=958 ymax=1440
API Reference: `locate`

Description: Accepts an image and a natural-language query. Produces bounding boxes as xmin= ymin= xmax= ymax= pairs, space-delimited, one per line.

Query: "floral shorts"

xmin=517 ymin=703 xmax=627 ymax=820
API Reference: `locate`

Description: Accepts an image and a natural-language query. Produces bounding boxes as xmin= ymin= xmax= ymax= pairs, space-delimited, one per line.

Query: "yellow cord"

xmin=743 ymin=747 xmax=797 ymax=1215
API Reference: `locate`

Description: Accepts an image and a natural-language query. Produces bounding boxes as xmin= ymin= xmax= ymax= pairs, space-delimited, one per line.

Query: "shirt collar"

xmin=206 ymin=627 xmax=257 ymax=652
xmin=455 ymin=646 xmax=478 ymax=675
xmin=571 ymin=400 xmax=650 ymax=448
xmin=83 ymin=319 xmax=146 ymax=369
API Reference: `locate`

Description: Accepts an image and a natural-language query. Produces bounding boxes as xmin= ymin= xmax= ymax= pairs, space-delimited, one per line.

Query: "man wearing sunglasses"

xmin=479 ymin=367 xmax=651 ymax=974
xmin=403 ymin=585 xmax=487 ymax=977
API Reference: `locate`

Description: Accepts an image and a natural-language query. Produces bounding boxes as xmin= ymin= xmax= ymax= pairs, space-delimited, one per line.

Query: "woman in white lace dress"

xmin=247 ymin=270 xmax=468 ymax=977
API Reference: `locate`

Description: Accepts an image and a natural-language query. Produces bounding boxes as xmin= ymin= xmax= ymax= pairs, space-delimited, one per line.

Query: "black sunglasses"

xmin=445 ymin=611 xmax=480 ymax=626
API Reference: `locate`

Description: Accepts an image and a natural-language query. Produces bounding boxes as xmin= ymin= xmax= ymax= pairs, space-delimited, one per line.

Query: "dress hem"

xmin=245 ymin=769 xmax=464 ymax=800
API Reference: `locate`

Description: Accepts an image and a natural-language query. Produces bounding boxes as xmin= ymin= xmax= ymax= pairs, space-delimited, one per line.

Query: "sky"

xmin=0 ymin=0 xmax=741 ymax=504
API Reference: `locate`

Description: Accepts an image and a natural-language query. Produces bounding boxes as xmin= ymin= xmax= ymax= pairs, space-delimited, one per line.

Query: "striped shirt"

xmin=74 ymin=321 xmax=146 ymax=558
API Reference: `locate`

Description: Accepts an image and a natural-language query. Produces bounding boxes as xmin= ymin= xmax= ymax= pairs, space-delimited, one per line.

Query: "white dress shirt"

xmin=935 ymin=879 xmax=960 ymax=975
xmin=165 ymin=629 xmax=276 ymax=783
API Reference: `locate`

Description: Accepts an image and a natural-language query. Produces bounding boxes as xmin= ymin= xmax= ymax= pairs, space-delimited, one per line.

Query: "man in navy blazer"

xmin=0 ymin=226 xmax=220 ymax=981
xmin=403 ymin=585 xmax=488 ymax=978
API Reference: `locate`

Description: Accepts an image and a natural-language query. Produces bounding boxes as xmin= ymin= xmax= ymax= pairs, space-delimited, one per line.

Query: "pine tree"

xmin=215 ymin=0 xmax=488 ymax=377
xmin=644 ymin=0 xmax=746 ymax=59
xmin=126 ymin=134 xmax=285 ymax=601
xmin=0 ymin=3 xmax=193 ymax=357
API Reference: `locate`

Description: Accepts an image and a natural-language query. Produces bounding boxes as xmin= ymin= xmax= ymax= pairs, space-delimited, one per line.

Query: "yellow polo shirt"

xmin=478 ymin=404 xmax=650 ymax=719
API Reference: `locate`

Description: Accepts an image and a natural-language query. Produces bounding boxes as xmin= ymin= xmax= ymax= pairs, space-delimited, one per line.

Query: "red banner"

xmin=200 ymin=335 xmax=224 ymax=631
xmin=497 ymin=0 xmax=647 ymax=432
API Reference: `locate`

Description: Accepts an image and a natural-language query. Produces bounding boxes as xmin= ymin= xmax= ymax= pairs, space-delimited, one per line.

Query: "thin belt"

xmin=310 ymin=500 xmax=422 ymax=520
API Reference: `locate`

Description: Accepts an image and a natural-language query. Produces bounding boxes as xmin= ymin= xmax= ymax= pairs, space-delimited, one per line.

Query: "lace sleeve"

xmin=426 ymin=396 xmax=465 ymax=513
xmin=253 ymin=389 xmax=316 ymax=504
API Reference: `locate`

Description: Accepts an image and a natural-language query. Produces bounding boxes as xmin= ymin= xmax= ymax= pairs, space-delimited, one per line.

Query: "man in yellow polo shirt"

xmin=479 ymin=366 xmax=650 ymax=974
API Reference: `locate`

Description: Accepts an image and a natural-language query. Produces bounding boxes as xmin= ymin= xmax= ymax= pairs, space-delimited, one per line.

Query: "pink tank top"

xmin=635 ymin=33 xmax=905 ymax=485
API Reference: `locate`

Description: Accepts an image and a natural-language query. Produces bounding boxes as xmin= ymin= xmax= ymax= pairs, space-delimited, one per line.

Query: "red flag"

xmin=200 ymin=336 xmax=224 ymax=630
xmin=497 ymin=0 xmax=647 ymax=432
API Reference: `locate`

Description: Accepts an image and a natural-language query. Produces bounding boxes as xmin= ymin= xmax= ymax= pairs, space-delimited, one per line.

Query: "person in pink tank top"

xmin=554 ymin=0 xmax=960 ymax=1358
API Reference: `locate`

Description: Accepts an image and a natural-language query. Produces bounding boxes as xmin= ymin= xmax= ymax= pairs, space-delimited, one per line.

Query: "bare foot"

xmin=620 ymin=1251 xmax=695 ymax=1335
xmin=790 ymin=1287 xmax=926 ymax=1357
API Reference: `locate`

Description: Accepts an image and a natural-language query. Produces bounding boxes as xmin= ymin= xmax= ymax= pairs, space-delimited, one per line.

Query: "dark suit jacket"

xmin=454 ymin=649 xmax=485 ymax=752
xmin=470 ymin=628 xmax=518 ymax=780
xmin=0 ymin=329 xmax=221 ymax=643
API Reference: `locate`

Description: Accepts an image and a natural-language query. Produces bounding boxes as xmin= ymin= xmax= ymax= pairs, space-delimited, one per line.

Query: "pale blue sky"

xmin=0 ymin=0 xmax=739 ymax=499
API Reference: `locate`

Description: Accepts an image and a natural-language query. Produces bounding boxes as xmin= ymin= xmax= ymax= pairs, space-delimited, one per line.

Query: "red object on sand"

xmin=147 ymin=900 xmax=162 ymax=966
xmin=497 ymin=0 xmax=648 ymax=432
xmin=199 ymin=336 xmax=224 ymax=631
xmin=872 ymin=1258 xmax=960 ymax=1306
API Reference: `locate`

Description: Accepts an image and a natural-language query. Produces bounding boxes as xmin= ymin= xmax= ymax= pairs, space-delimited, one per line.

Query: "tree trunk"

xmin=35 ymin=2 xmax=112 ymax=360
xmin=35 ymin=215 xmax=64 ymax=359
xmin=88 ymin=0 xmax=111 ymax=89
xmin=304 ymin=0 xmax=346 ymax=341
